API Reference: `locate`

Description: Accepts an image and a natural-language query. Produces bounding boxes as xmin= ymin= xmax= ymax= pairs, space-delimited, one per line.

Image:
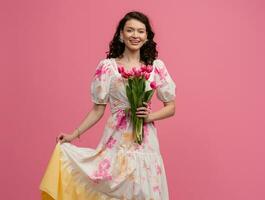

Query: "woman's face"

xmin=120 ymin=19 xmax=148 ymax=51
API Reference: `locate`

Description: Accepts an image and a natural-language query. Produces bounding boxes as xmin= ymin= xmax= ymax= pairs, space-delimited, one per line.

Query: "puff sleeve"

xmin=154 ymin=59 xmax=176 ymax=102
xmin=90 ymin=59 xmax=113 ymax=104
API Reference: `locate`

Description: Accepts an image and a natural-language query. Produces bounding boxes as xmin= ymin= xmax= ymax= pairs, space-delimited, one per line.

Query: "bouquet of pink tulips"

xmin=118 ymin=64 xmax=157 ymax=145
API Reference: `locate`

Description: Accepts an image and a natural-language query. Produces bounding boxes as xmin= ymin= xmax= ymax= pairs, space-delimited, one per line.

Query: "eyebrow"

xmin=125 ymin=26 xmax=146 ymax=30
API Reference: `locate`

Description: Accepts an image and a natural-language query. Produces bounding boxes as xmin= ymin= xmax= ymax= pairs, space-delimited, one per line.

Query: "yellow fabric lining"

xmin=39 ymin=143 xmax=120 ymax=200
xmin=41 ymin=191 xmax=54 ymax=200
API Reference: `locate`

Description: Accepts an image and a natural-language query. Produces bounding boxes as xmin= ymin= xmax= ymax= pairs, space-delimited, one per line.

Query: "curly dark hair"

xmin=106 ymin=11 xmax=158 ymax=65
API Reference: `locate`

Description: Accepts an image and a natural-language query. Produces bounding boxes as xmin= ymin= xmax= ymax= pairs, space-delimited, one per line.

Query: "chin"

xmin=127 ymin=45 xmax=143 ymax=51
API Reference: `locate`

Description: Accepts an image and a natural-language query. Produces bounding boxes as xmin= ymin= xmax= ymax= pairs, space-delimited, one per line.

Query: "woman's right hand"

xmin=56 ymin=132 xmax=75 ymax=144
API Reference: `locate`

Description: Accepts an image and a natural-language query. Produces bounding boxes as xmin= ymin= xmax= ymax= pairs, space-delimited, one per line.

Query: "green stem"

xmin=134 ymin=116 xmax=144 ymax=144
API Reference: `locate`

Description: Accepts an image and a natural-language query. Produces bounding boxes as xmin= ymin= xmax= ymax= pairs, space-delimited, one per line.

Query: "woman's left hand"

xmin=136 ymin=102 xmax=152 ymax=123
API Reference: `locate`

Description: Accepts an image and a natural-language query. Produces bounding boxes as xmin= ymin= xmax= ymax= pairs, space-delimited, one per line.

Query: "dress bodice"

xmin=90 ymin=58 xmax=176 ymax=116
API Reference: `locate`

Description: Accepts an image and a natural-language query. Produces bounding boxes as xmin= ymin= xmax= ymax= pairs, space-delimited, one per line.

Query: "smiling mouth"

xmin=130 ymin=40 xmax=140 ymax=44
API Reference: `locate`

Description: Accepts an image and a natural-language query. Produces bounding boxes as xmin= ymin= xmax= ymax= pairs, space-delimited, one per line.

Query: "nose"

xmin=132 ymin=31 xmax=139 ymax=37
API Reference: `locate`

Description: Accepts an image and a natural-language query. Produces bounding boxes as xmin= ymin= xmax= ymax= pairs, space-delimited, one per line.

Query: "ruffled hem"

xmin=41 ymin=166 xmax=121 ymax=200
xmin=40 ymin=143 xmax=122 ymax=200
xmin=39 ymin=142 xmax=168 ymax=200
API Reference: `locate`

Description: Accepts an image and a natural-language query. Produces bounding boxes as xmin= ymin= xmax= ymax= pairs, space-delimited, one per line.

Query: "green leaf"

xmin=142 ymin=79 xmax=146 ymax=92
xmin=128 ymin=78 xmax=133 ymax=89
xmin=126 ymin=85 xmax=132 ymax=102
xmin=143 ymin=90 xmax=154 ymax=102
xmin=132 ymin=88 xmax=138 ymax=111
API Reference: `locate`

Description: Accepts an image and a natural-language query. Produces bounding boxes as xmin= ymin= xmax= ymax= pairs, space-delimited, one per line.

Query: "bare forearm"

xmin=148 ymin=101 xmax=175 ymax=123
xmin=71 ymin=105 xmax=105 ymax=139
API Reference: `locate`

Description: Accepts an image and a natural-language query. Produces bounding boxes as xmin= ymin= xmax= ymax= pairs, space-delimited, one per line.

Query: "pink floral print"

xmin=156 ymin=163 xmax=162 ymax=175
xmin=106 ymin=136 xmax=117 ymax=149
xmin=94 ymin=63 xmax=111 ymax=81
xmin=153 ymin=185 xmax=162 ymax=197
xmin=92 ymin=158 xmax=112 ymax=183
xmin=153 ymin=60 xmax=176 ymax=102
xmin=154 ymin=64 xmax=168 ymax=82
xmin=115 ymin=109 xmax=127 ymax=130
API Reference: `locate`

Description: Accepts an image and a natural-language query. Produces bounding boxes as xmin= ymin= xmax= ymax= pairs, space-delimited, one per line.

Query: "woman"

xmin=40 ymin=11 xmax=176 ymax=200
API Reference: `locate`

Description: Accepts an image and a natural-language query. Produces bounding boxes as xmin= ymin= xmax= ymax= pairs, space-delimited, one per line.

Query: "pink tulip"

xmin=118 ymin=65 xmax=125 ymax=73
xmin=132 ymin=67 xmax=137 ymax=75
xmin=133 ymin=68 xmax=141 ymax=77
xmin=144 ymin=72 xmax=150 ymax=80
xmin=146 ymin=65 xmax=153 ymax=73
xmin=121 ymin=72 xmax=128 ymax=78
xmin=150 ymin=81 xmax=157 ymax=89
xmin=127 ymin=70 xmax=134 ymax=78
xmin=140 ymin=65 xmax=148 ymax=72
xmin=121 ymin=70 xmax=130 ymax=78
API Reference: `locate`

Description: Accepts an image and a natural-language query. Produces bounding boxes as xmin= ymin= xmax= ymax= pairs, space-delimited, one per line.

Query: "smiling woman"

xmin=107 ymin=11 xmax=158 ymax=66
xmin=39 ymin=11 xmax=176 ymax=200
xmin=121 ymin=21 xmax=147 ymax=47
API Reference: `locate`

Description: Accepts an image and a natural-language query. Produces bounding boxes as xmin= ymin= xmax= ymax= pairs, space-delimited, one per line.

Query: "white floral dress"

xmin=39 ymin=58 xmax=176 ymax=200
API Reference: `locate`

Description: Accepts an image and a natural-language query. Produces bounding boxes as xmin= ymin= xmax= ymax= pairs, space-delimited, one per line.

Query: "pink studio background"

xmin=1 ymin=0 xmax=265 ymax=199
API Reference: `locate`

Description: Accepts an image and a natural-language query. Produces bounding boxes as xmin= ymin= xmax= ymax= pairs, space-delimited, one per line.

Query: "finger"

xmin=143 ymin=102 xmax=151 ymax=109
xmin=137 ymin=107 xmax=147 ymax=111
xmin=136 ymin=114 xmax=148 ymax=118
xmin=136 ymin=111 xmax=148 ymax=115
xmin=145 ymin=102 xmax=151 ymax=109
xmin=137 ymin=109 xmax=150 ymax=114
xmin=137 ymin=110 xmax=149 ymax=115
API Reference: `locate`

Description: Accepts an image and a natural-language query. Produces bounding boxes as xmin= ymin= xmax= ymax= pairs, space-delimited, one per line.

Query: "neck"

xmin=122 ymin=48 xmax=140 ymax=62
